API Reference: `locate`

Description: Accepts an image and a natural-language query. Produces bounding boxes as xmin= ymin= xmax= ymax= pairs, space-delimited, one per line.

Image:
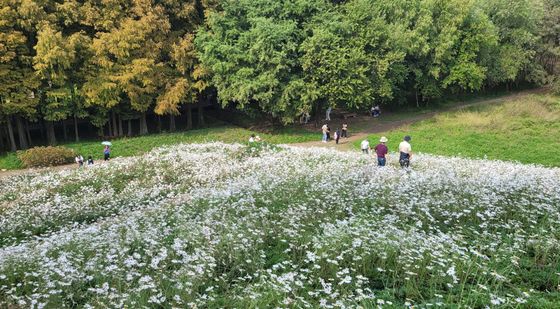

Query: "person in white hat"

xmin=374 ymin=136 xmax=389 ymax=166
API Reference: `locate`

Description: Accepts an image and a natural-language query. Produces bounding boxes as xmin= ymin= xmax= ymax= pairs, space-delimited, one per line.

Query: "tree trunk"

xmin=169 ymin=114 xmax=176 ymax=132
xmin=74 ymin=115 xmax=80 ymax=142
xmin=0 ymin=125 xmax=5 ymax=151
xmin=40 ymin=120 xmax=46 ymax=141
xmin=107 ymin=119 xmax=113 ymax=137
xmin=6 ymin=117 xmax=17 ymax=152
xmin=0 ymin=126 xmax=4 ymax=150
xmin=415 ymin=89 xmax=419 ymax=108
xmin=313 ymin=101 xmax=322 ymax=128
xmin=197 ymin=106 xmax=205 ymax=127
xmin=62 ymin=119 xmax=68 ymax=141
xmin=112 ymin=111 xmax=118 ymax=137
xmin=186 ymin=106 xmax=193 ymax=130
xmin=157 ymin=116 xmax=162 ymax=133
xmin=139 ymin=113 xmax=148 ymax=135
xmin=25 ymin=120 xmax=32 ymax=146
xmin=46 ymin=121 xmax=57 ymax=145
xmin=127 ymin=119 xmax=132 ymax=136
xmin=118 ymin=115 xmax=123 ymax=136
xmin=15 ymin=116 xmax=28 ymax=149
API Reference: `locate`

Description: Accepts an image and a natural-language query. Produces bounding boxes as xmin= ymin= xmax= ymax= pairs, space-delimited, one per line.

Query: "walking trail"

xmin=290 ymin=89 xmax=544 ymax=151
xmin=0 ymin=89 xmax=543 ymax=179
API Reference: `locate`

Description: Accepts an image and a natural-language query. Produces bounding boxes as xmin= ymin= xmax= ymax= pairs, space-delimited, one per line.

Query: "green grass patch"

xmin=0 ymin=125 xmax=316 ymax=170
xmin=357 ymin=94 xmax=560 ymax=166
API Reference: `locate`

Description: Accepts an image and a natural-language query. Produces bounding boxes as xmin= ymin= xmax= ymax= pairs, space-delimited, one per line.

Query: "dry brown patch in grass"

xmin=429 ymin=94 xmax=560 ymax=132
xmin=501 ymin=95 xmax=560 ymax=121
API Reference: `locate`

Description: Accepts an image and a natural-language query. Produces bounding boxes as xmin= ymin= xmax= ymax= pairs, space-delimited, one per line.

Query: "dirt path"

xmin=290 ymin=89 xmax=544 ymax=151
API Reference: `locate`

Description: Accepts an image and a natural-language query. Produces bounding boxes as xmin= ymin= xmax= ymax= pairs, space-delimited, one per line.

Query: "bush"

xmin=17 ymin=146 xmax=77 ymax=168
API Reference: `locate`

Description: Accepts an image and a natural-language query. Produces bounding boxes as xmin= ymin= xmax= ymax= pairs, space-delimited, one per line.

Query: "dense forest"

xmin=0 ymin=0 xmax=558 ymax=151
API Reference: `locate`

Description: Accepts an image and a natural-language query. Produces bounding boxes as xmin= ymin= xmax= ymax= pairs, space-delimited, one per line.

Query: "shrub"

xmin=17 ymin=146 xmax=77 ymax=168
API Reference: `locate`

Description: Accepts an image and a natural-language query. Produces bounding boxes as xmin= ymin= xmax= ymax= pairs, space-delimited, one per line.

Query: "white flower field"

xmin=1 ymin=143 xmax=559 ymax=308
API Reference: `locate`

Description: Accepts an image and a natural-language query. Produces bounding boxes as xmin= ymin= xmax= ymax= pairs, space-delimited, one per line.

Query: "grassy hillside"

xmin=1 ymin=144 xmax=559 ymax=307
xmin=0 ymin=125 xmax=316 ymax=170
xmin=358 ymin=94 xmax=560 ymax=166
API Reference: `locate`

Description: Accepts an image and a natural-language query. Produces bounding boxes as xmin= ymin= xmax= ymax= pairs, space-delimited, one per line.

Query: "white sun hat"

xmin=380 ymin=136 xmax=388 ymax=143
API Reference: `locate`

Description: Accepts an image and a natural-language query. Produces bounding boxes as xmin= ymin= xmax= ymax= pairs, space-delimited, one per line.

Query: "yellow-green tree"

xmin=0 ymin=0 xmax=40 ymax=150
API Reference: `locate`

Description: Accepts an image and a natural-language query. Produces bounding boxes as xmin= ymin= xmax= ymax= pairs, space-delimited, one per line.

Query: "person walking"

xmin=326 ymin=125 xmax=331 ymax=141
xmin=341 ymin=123 xmax=348 ymax=138
xmin=334 ymin=129 xmax=341 ymax=144
xmin=360 ymin=139 xmax=370 ymax=154
xmin=374 ymin=137 xmax=389 ymax=166
xmin=321 ymin=124 xmax=328 ymax=143
xmin=398 ymin=136 xmax=412 ymax=168
xmin=103 ymin=145 xmax=111 ymax=161
xmin=325 ymin=107 xmax=332 ymax=121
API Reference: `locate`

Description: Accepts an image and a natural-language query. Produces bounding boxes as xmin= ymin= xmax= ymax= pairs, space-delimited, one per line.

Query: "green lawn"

xmin=357 ymin=94 xmax=560 ymax=167
xmin=0 ymin=125 xmax=317 ymax=170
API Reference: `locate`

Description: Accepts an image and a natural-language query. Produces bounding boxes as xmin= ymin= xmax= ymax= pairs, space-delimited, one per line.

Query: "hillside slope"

xmin=1 ymin=143 xmax=559 ymax=307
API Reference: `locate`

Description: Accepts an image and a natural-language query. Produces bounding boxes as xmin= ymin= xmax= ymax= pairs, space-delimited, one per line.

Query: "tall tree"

xmin=34 ymin=24 xmax=89 ymax=144
xmin=479 ymin=0 xmax=543 ymax=87
xmin=84 ymin=0 xmax=171 ymax=135
xmin=536 ymin=0 xmax=560 ymax=93
xmin=196 ymin=0 xmax=331 ymax=123
xmin=154 ymin=0 xmax=208 ymax=130
xmin=0 ymin=1 xmax=40 ymax=150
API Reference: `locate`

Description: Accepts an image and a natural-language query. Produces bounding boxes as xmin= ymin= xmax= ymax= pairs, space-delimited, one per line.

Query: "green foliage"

xmin=17 ymin=146 xmax=76 ymax=168
xmin=196 ymin=0 xmax=331 ymax=123
xmin=0 ymin=2 xmax=39 ymax=118
xmin=479 ymin=0 xmax=544 ymax=85
xmin=0 ymin=0 xmax=558 ymax=148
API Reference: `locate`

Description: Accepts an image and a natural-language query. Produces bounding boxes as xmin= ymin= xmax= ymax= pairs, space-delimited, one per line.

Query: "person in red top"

xmin=374 ymin=136 xmax=389 ymax=166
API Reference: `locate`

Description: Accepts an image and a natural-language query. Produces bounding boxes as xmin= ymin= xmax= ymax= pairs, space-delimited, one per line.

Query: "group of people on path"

xmin=371 ymin=105 xmax=381 ymax=117
xmin=321 ymin=123 xmax=348 ymax=144
xmin=74 ymin=145 xmax=111 ymax=168
xmin=249 ymin=134 xmax=262 ymax=143
xmin=75 ymin=155 xmax=95 ymax=167
xmin=362 ymin=135 xmax=413 ymax=168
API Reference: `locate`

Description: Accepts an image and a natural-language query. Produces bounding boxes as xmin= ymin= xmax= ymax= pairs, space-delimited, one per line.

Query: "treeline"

xmin=1 ymin=0 xmax=559 ymax=151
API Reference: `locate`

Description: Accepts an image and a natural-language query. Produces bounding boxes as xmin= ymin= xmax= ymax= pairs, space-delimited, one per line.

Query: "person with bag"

xmin=334 ymin=129 xmax=341 ymax=144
